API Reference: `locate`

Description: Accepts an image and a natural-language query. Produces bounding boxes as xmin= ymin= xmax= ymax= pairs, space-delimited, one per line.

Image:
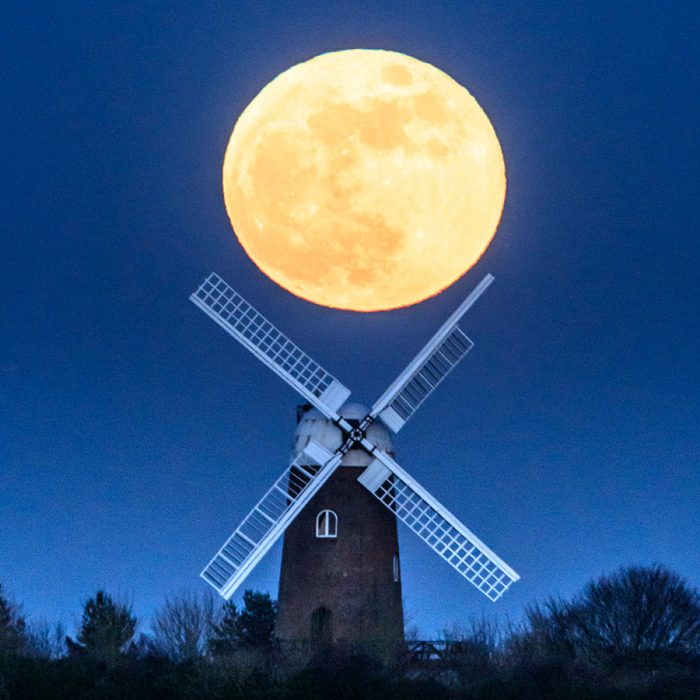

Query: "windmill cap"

xmin=292 ymin=402 xmax=394 ymax=466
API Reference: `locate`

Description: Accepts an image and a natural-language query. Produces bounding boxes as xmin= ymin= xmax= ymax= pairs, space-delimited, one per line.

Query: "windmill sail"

xmin=190 ymin=273 xmax=351 ymax=419
xmin=192 ymin=269 xmax=520 ymax=604
xmin=369 ymin=274 xmax=493 ymax=433
xmin=201 ymin=441 xmax=341 ymax=599
xmin=358 ymin=450 xmax=519 ymax=602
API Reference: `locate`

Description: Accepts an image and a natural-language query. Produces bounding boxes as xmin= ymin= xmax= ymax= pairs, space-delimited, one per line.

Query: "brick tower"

xmin=276 ymin=403 xmax=404 ymax=657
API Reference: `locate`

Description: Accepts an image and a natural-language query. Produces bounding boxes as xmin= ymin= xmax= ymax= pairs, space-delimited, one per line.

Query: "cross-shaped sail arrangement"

xmin=190 ymin=272 xmax=519 ymax=602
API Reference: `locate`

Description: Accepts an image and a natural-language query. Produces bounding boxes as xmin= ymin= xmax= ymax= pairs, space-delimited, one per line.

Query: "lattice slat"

xmin=370 ymin=274 xmax=492 ymax=433
xmin=378 ymin=327 xmax=473 ymax=432
xmin=191 ymin=273 xmax=350 ymax=418
xmin=201 ymin=441 xmax=341 ymax=598
xmin=358 ymin=454 xmax=519 ymax=602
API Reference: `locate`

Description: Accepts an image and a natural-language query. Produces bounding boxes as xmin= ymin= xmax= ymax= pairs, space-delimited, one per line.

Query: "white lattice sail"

xmin=192 ymin=269 xmax=520 ymax=604
xmin=190 ymin=273 xmax=351 ymax=419
xmin=377 ymin=327 xmax=474 ymax=432
xmin=370 ymin=274 xmax=493 ymax=433
xmin=201 ymin=441 xmax=341 ymax=599
xmin=358 ymin=451 xmax=519 ymax=601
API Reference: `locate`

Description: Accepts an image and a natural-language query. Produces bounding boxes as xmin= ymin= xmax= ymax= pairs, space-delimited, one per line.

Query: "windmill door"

xmin=310 ymin=606 xmax=332 ymax=647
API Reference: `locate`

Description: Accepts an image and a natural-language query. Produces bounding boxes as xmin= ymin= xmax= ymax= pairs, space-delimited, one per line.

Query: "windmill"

xmin=190 ymin=271 xmax=519 ymax=650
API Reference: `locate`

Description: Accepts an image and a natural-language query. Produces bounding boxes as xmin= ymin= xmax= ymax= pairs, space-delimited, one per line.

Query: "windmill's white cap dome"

xmin=292 ymin=402 xmax=394 ymax=467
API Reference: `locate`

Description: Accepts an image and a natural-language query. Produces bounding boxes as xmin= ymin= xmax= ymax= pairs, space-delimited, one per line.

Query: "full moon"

xmin=223 ymin=49 xmax=505 ymax=312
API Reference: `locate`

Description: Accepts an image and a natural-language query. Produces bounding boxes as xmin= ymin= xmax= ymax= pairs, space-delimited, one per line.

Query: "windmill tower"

xmin=276 ymin=403 xmax=403 ymax=655
xmin=190 ymin=271 xmax=519 ymax=655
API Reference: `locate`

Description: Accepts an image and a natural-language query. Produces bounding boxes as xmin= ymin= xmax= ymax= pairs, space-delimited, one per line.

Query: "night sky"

xmin=2 ymin=2 xmax=698 ymax=638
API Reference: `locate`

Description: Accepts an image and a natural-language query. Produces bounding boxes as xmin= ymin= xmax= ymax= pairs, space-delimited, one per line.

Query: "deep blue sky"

xmin=2 ymin=2 xmax=698 ymax=637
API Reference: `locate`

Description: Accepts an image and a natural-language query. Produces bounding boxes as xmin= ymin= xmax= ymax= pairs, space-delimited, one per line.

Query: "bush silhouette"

xmin=0 ymin=571 xmax=698 ymax=699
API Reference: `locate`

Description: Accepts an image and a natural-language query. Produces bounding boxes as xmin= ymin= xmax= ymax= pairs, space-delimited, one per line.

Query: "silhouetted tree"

xmin=151 ymin=590 xmax=217 ymax=661
xmin=208 ymin=600 xmax=239 ymax=656
xmin=70 ymin=590 xmax=136 ymax=663
xmin=440 ymin=617 xmax=503 ymax=693
xmin=0 ymin=584 xmax=26 ymax=655
xmin=25 ymin=619 xmax=65 ymax=659
xmin=506 ymin=597 xmax=578 ymax=666
xmin=570 ymin=564 xmax=700 ymax=663
xmin=237 ymin=590 xmax=277 ymax=648
xmin=208 ymin=591 xmax=277 ymax=655
xmin=509 ymin=565 xmax=700 ymax=676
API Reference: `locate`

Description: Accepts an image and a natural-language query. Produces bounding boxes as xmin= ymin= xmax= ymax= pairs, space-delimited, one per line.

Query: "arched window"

xmin=316 ymin=509 xmax=338 ymax=538
xmin=393 ymin=554 xmax=400 ymax=583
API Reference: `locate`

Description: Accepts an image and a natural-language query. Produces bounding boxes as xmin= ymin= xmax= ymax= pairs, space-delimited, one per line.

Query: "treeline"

xmin=0 ymin=565 xmax=699 ymax=699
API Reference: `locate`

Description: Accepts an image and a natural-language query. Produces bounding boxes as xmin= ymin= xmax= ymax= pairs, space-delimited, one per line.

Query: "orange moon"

xmin=223 ymin=49 xmax=506 ymax=312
